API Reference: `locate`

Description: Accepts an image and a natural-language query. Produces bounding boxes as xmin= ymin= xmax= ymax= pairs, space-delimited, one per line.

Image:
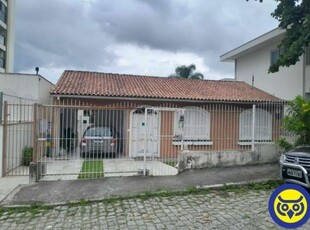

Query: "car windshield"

xmin=85 ymin=127 xmax=112 ymax=137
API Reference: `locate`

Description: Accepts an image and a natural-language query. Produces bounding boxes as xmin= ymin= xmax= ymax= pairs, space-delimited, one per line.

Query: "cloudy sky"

xmin=15 ymin=0 xmax=279 ymax=84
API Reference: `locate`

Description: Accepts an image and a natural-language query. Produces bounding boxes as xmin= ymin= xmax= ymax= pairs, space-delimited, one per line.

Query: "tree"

xmin=169 ymin=64 xmax=204 ymax=80
xmin=247 ymin=0 xmax=310 ymax=73
xmin=278 ymin=96 xmax=310 ymax=149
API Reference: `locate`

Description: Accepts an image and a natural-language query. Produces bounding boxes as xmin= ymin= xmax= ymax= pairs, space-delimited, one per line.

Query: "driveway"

xmin=104 ymin=159 xmax=178 ymax=177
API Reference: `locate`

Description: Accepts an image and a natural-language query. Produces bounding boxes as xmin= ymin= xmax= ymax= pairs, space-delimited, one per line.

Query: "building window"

xmin=0 ymin=32 xmax=5 ymax=46
xmin=174 ymin=107 xmax=211 ymax=144
xmin=271 ymin=49 xmax=280 ymax=65
xmin=0 ymin=50 xmax=5 ymax=68
xmin=305 ymin=46 xmax=310 ymax=66
xmin=239 ymin=108 xmax=272 ymax=142
xmin=0 ymin=2 xmax=6 ymax=24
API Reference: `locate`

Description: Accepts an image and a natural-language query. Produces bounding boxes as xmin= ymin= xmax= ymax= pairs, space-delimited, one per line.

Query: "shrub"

xmin=278 ymin=96 xmax=310 ymax=149
xmin=23 ymin=146 xmax=33 ymax=166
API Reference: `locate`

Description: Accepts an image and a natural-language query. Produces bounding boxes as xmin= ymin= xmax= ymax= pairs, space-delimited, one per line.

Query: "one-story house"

xmin=49 ymin=70 xmax=284 ymax=165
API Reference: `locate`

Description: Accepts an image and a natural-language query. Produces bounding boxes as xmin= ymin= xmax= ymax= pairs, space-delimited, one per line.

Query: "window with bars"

xmin=239 ymin=109 xmax=272 ymax=142
xmin=174 ymin=107 xmax=211 ymax=143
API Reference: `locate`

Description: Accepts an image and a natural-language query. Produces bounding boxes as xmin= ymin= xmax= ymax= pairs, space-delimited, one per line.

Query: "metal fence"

xmin=1 ymin=98 xmax=295 ymax=180
xmin=0 ymin=93 xmax=37 ymax=177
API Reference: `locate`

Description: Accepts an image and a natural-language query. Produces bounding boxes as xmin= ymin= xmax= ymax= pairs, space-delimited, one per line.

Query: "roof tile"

xmin=50 ymin=70 xmax=283 ymax=102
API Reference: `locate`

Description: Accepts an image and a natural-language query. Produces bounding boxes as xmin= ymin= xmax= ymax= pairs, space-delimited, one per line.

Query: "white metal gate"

xmin=33 ymin=103 xmax=180 ymax=180
xmin=130 ymin=108 xmax=160 ymax=158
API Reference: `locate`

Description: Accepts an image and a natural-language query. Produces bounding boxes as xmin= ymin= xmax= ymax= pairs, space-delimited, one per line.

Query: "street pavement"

xmin=0 ymin=189 xmax=305 ymax=230
xmin=1 ymin=163 xmax=280 ymax=206
xmin=0 ymin=163 xmax=288 ymax=229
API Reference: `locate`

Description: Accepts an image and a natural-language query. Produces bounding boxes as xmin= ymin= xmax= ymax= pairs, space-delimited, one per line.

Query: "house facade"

xmin=49 ymin=70 xmax=283 ymax=162
xmin=220 ymin=28 xmax=310 ymax=101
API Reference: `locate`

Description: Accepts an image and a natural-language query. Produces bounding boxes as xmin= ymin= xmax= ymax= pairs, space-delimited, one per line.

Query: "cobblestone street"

xmin=1 ymin=188 xmax=307 ymax=230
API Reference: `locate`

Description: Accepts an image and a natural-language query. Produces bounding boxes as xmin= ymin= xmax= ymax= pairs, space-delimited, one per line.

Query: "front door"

xmin=130 ymin=108 xmax=160 ymax=158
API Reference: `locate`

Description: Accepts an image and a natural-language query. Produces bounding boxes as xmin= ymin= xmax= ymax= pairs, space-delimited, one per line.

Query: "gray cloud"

xmin=15 ymin=0 xmax=116 ymax=72
xmin=15 ymin=0 xmax=278 ymax=80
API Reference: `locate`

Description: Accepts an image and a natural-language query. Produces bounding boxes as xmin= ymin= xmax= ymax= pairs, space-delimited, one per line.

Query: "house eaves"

xmin=220 ymin=28 xmax=285 ymax=62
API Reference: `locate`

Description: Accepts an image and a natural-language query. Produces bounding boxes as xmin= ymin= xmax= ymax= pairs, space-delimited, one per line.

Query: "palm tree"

xmin=169 ymin=64 xmax=204 ymax=80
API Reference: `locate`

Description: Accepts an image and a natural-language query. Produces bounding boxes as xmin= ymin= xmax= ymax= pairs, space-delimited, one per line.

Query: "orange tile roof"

xmin=51 ymin=70 xmax=283 ymax=102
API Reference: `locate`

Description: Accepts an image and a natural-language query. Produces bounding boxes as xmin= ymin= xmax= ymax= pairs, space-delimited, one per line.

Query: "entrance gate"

xmin=1 ymin=102 xmax=182 ymax=179
xmin=33 ymin=104 xmax=181 ymax=180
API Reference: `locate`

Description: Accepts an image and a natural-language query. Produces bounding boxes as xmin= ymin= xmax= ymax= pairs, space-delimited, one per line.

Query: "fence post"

xmin=2 ymin=101 xmax=8 ymax=176
xmin=143 ymin=108 xmax=148 ymax=176
xmin=251 ymin=104 xmax=256 ymax=152
xmin=32 ymin=103 xmax=38 ymax=163
xmin=0 ymin=92 xmax=3 ymax=123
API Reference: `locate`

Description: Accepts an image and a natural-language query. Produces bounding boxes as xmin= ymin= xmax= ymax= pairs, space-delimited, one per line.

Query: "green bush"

xmin=277 ymin=137 xmax=293 ymax=150
xmin=278 ymin=96 xmax=310 ymax=148
xmin=23 ymin=146 xmax=33 ymax=166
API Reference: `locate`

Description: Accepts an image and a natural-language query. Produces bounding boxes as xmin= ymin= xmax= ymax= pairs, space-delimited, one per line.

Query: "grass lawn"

xmin=78 ymin=160 xmax=104 ymax=179
xmin=164 ymin=161 xmax=178 ymax=167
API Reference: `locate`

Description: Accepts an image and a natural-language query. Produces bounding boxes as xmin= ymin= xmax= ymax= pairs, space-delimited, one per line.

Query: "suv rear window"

xmin=84 ymin=127 xmax=112 ymax=137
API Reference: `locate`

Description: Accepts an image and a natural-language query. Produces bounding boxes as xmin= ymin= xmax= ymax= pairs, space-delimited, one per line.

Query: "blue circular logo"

xmin=269 ymin=184 xmax=310 ymax=228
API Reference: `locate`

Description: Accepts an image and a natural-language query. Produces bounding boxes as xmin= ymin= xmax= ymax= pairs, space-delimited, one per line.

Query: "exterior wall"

xmin=305 ymin=66 xmax=310 ymax=95
xmin=37 ymin=76 xmax=54 ymax=103
xmin=0 ymin=73 xmax=53 ymax=177
xmin=0 ymin=125 xmax=2 ymax=176
xmin=0 ymin=73 xmax=54 ymax=103
xmin=178 ymin=144 xmax=281 ymax=172
xmin=236 ymin=43 xmax=304 ymax=100
xmin=54 ymin=97 xmax=282 ymax=159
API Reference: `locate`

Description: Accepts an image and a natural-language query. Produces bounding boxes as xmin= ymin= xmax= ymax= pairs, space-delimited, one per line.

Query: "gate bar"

xmin=2 ymin=101 xmax=8 ymax=176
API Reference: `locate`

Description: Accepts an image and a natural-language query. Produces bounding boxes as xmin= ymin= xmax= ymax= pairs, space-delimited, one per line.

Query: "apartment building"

xmin=0 ymin=0 xmax=15 ymax=73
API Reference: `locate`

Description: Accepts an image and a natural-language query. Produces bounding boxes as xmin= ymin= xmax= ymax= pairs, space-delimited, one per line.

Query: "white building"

xmin=0 ymin=0 xmax=15 ymax=73
xmin=220 ymin=28 xmax=310 ymax=101
xmin=0 ymin=73 xmax=54 ymax=177
xmin=0 ymin=73 xmax=54 ymax=104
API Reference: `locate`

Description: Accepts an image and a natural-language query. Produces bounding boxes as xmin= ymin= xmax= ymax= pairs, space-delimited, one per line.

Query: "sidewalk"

xmin=0 ymin=163 xmax=280 ymax=206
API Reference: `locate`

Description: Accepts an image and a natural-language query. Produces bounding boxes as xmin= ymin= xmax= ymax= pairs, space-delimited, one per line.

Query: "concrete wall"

xmin=0 ymin=73 xmax=53 ymax=177
xmin=0 ymin=125 xmax=2 ymax=177
xmin=236 ymin=43 xmax=304 ymax=100
xmin=0 ymin=73 xmax=54 ymax=103
xmin=305 ymin=66 xmax=310 ymax=95
xmin=178 ymin=144 xmax=281 ymax=172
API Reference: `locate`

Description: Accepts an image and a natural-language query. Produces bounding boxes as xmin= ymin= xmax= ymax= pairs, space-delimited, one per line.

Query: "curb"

xmin=0 ymin=178 xmax=279 ymax=209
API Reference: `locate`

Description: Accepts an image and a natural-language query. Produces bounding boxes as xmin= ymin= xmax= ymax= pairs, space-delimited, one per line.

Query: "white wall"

xmin=305 ymin=66 xmax=310 ymax=94
xmin=236 ymin=43 xmax=304 ymax=100
xmin=38 ymin=76 xmax=54 ymax=104
xmin=0 ymin=125 xmax=3 ymax=177
xmin=0 ymin=73 xmax=54 ymax=177
xmin=0 ymin=73 xmax=54 ymax=103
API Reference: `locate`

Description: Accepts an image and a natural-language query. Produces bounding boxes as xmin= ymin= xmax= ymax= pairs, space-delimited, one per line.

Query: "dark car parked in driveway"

xmin=80 ymin=126 xmax=117 ymax=158
xmin=280 ymin=146 xmax=310 ymax=188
